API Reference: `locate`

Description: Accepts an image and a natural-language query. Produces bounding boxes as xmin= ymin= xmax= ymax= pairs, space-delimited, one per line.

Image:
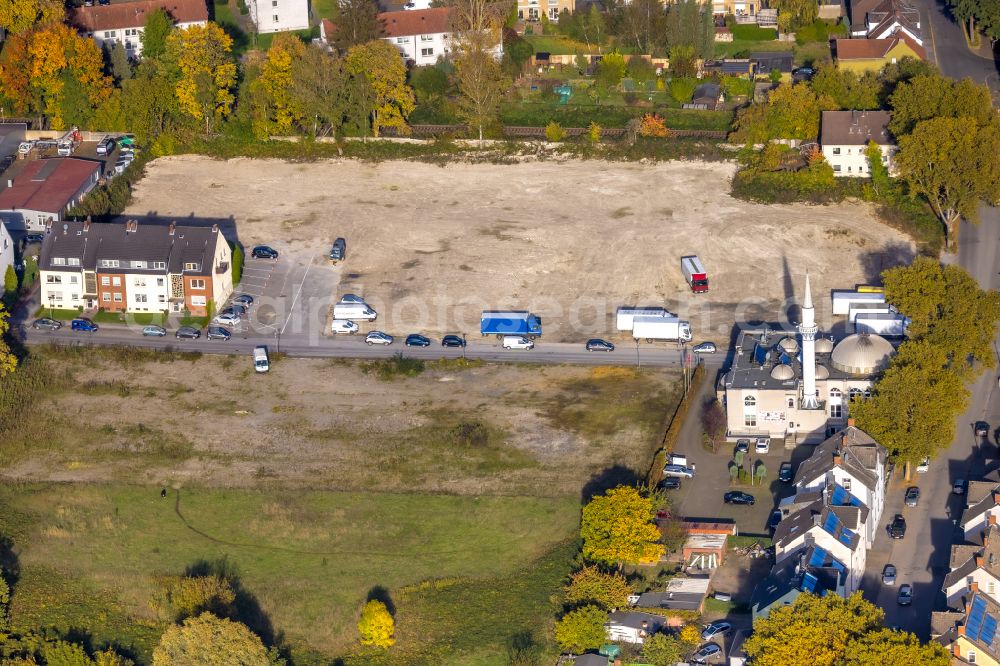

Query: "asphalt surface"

xmin=911 ymin=0 xmax=1000 ymax=100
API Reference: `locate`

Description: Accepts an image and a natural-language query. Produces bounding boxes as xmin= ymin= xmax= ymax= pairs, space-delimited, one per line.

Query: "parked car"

xmin=365 ymin=331 xmax=393 ymax=346
xmin=70 ymin=318 xmax=98 ymax=332
xmin=339 ymin=294 xmax=367 ymax=304
xmin=141 ymin=325 xmax=166 ymax=337
xmin=330 ymin=319 xmax=359 ymax=335
xmin=219 ymin=304 xmax=246 ymax=318
xmin=251 ymin=245 xmax=279 ymax=259
xmin=405 ymin=334 xmax=432 ymax=347
xmin=712 ymin=591 xmax=731 ymax=602
xmin=724 ymin=491 xmax=755 ymax=505
xmin=889 ymin=514 xmax=907 ymax=539
xmin=976 ymin=421 xmax=991 ymax=437
xmin=213 ymin=312 xmax=241 ymax=327
xmin=778 ymin=461 xmax=793 ymax=482
xmin=916 ymin=457 xmax=930 ymax=473
xmin=502 ymin=335 xmax=534 ymax=350
xmin=662 ymin=464 xmax=695 ymax=479
xmin=113 ymin=159 xmax=130 ymax=175
xmin=661 ymin=477 xmax=681 ymax=490
xmin=32 ymin=317 xmax=62 ymax=331
xmin=175 ymin=326 xmax=201 ymax=339
xmin=586 ymin=338 xmax=615 ymax=352
xmin=768 ymin=510 xmax=782 ymax=530
xmin=23 ymin=233 xmax=44 ymax=244
xmin=701 ymin=621 xmax=731 ymax=642
xmin=953 ymin=479 xmax=967 ymax=495
xmin=206 ymin=326 xmax=231 ymax=341
xmin=17 ymin=141 xmax=34 ymax=155
xmin=882 ymin=564 xmax=897 ymax=585
xmin=755 ymin=437 xmax=770 ymax=454
xmin=329 ymin=237 xmax=346 ymax=262
xmin=897 ymin=584 xmax=912 ymax=606
xmin=692 ymin=342 xmax=717 ymax=354
xmin=691 ymin=643 xmax=722 ymax=664
xmin=441 ymin=334 xmax=466 ymax=348
xmin=95 ymin=137 xmax=115 ymax=155
xmin=117 ymin=134 xmax=136 ymax=147
xmin=233 ymin=294 xmax=254 ymax=309
xmin=904 ymin=486 xmax=920 ymax=507
xmin=735 ymin=439 xmax=750 ymax=454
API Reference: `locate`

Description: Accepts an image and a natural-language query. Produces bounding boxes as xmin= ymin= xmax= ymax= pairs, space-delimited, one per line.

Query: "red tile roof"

xmin=0 ymin=158 xmax=100 ymax=214
xmin=834 ymin=33 xmax=926 ymax=61
xmin=379 ymin=7 xmax=451 ymax=37
xmin=70 ymin=0 xmax=208 ymax=33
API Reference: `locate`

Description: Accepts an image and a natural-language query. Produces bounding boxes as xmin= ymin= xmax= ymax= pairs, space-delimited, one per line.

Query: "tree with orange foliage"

xmin=638 ymin=113 xmax=670 ymax=138
xmin=0 ymin=0 xmax=62 ymax=35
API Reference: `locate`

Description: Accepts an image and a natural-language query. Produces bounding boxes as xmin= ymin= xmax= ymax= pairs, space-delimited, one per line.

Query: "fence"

xmin=384 ymin=124 xmax=727 ymax=140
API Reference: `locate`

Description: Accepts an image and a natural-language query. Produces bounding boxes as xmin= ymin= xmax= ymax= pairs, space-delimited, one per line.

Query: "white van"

xmin=253 ymin=346 xmax=269 ymax=373
xmin=502 ymin=335 xmax=534 ymax=350
xmin=332 ymin=303 xmax=376 ymax=321
xmin=666 ymin=453 xmax=688 ymax=467
xmin=331 ymin=319 xmax=359 ymax=334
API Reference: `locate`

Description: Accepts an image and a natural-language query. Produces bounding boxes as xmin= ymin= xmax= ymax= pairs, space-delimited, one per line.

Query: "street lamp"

xmin=462 ymin=332 xmax=467 ymax=360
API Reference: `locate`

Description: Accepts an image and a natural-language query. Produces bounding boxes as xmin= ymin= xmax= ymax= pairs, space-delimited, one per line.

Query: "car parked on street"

xmin=701 ymin=621 xmax=731 ymax=642
xmin=897 ymin=584 xmax=912 ymax=606
xmin=904 ymin=486 xmax=920 ymax=507
xmin=662 ymin=464 xmax=695 ymax=479
xmin=691 ymin=643 xmax=721 ymax=664
xmin=692 ymin=342 xmax=716 ymax=354
xmin=502 ymin=335 xmax=534 ymax=350
xmin=723 ymin=491 xmax=755 ymax=505
xmin=213 ymin=312 xmax=241 ymax=327
xmin=339 ymin=294 xmax=366 ymax=304
xmin=141 ymin=325 xmax=166 ymax=337
xmin=71 ymin=318 xmax=98 ymax=332
xmin=175 ymin=326 xmax=201 ymax=339
xmin=32 ymin=317 xmax=62 ymax=331
xmin=889 ymin=514 xmax=906 ymax=539
xmin=365 ymin=331 xmax=393 ymax=346
xmin=779 ymin=462 xmax=793 ymax=482
xmin=329 ymin=237 xmax=346 ymax=262
xmin=206 ymin=326 xmax=231 ymax=341
xmin=441 ymin=335 xmax=466 ymax=348
xmin=882 ymin=564 xmax=897 ymax=585
xmin=735 ymin=439 xmax=750 ymax=454
xmin=251 ymin=245 xmax=279 ymax=259
xmin=976 ymin=421 xmax=991 ymax=437
xmin=331 ymin=319 xmax=359 ymax=335
xmin=586 ymin=338 xmax=615 ymax=352
xmin=661 ymin=477 xmax=681 ymax=490
xmin=405 ymin=334 xmax=432 ymax=347
xmin=233 ymin=294 xmax=254 ymax=309
xmin=916 ymin=457 xmax=929 ymax=473
xmin=953 ymin=479 xmax=967 ymax=495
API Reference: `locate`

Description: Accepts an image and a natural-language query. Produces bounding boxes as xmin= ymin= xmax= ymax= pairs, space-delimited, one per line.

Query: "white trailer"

xmin=832 ymin=291 xmax=885 ymax=315
xmin=632 ymin=315 xmax=693 ymax=342
xmin=848 ymin=304 xmax=893 ymax=323
xmin=332 ymin=302 xmax=377 ymax=321
xmin=616 ymin=307 xmax=672 ymax=331
xmin=854 ymin=313 xmax=909 ymax=337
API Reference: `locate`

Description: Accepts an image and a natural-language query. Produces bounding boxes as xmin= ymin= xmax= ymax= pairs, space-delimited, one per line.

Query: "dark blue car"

xmin=71 ymin=318 xmax=98 ymax=332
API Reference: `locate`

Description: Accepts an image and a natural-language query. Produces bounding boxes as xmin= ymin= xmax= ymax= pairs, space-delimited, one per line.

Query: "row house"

xmin=70 ymin=0 xmax=208 ymax=58
xmin=38 ymin=219 xmax=232 ymax=317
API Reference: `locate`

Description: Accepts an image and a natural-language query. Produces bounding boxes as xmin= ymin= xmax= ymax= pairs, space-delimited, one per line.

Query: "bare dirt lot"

xmin=3 ymin=349 xmax=678 ymax=497
xmin=127 ymin=157 xmax=915 ymax=341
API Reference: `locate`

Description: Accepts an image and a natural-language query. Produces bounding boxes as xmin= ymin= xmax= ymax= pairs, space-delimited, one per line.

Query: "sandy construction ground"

xmin=127 ymin=156 xmax=916 ymax=341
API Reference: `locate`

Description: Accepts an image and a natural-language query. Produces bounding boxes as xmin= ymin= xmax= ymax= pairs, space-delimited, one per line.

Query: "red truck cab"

xmin=681 ymin=255 xmax=709 ymax=293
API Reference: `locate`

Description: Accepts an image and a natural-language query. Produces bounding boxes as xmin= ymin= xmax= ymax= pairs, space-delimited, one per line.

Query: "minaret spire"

xmin=799 ymin=272 xmax=819 ymax=409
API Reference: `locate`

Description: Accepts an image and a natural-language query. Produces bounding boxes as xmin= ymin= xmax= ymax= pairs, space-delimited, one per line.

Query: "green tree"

xmin=595 ymin=50 xmax=626 ymax=90
xmin=888 ymin=74 xmax=995 ymax=137
xmin=332 ymin=0 xmax=379 ymax=52
xmin=345 ymin=40 xmax=415 ymax=137
xmin=290 ymin=46 xmax=368 ymax=138
xmin=554 ymin=605 xmax=607 ymax=653
xmin=565 ymin=566 xmax=631 ymax=610
xmin=501 ymin=33 xmax=533 ymax=78
xmin=744 ymin=592 xmax=884 ymax=666
xmin=165 ymin=22 xmax=237 ymax=133
xmin=668 ymin=44 xmax=697 ymax=78
xmin=894 ymin=116 xmax=1000 ymax=248
xmin=669 ymin=76 xmax=697 ymax=103
xmin=409 ymin=65 xmax=449 ymax=106
xmin=809 ymin=65 xmax=879 ymax=110
xmin=842 ymin=629 xmax=950 ymax=666
xmin=641 ymin=633 xmax=686 ymax=666
xmin=454 ymin=48 xmax=508 ymax=142
xmin=141 ymin=7 xmax=174 ymax=60
xmin=0 ymin=0 xmax=61 ymax=35
xmin=45 ymin=641 xmax=95 ymax=666
xmin=0 ymin=303 xmax=19 ymax=377
xmin=108 ymin=41 xmax=133 ymax=83
xmin=4 ymin=264 xmax=18 ymax=300
xmin=730 ymin=82 xmax=823 ymax=142
xmin=665 ymin=0 xmax=714 ymax=59
xmin=771 ymin=0 xmax=818 ymax=31
xmin=231 ymin=243 xmax=243 ymax=286
xmin=122 ymin=60 xmax=181 ymax=143
xmin=581 ymin=485 xmax=664 ymax=567
xmin=152 ymin=613 xmax=270 ymax=665
xmin=617 ymin=0 xmax=663 ymax=53
xmin=865 ymin=140 xmax=890 ymax=196
xmin=357 ymin=599 xmax=395 ymax=648
xmin=93 ymin=89 xmax=128 ymax=132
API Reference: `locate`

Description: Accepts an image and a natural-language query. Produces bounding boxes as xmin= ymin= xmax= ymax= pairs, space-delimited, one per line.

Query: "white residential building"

xmin=820 ymin=110 xmax=897 ymax=178
xmin=376 ymin=7 xmax=502 ymax=66
xmin=0 ymin=158 xmax=101 ymax=232
xmin=944 ymin=526 xmax=1000 ymax=610
xmin=604 ymin=611 xmax=664 ymax=644
xmin=247 ymin=0 xmax=309 ymax=34
xmin=0 ymin=225 xmax=13 ymax=284
xmin=69 ymin=0 xmax=208 ymax=58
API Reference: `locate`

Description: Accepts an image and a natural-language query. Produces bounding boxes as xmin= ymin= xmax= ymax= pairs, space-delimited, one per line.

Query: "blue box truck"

xmin=480 ymin=311 xmax=542 ymax=339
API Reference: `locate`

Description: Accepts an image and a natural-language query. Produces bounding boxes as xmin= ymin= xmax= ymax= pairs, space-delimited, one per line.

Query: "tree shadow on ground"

xmin=580 ymin=464 xmax=642 ymax=504
xmin=185 ymin=557 xmax=282 ymax=649
xmin=365 ymin=586 xmax=396 ymax=616
xmin=859 ymin=241 xmax=916 ymax=284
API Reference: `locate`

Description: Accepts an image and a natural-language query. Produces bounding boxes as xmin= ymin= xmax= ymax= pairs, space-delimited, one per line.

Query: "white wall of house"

xmin=1 ymin=209 xmax=56 ymax=232
xmin=126 ymin=272 xmax=171 ymax=312
xmin=247 ymin=0 xmax=309 ymax=34
xmin=945 ymin=568 xmax=1000 ymax=610
xmin=209 ymin=235 xmax=234 ymax=308
xmin=0 ymin=225 xmax=14 ymax=283
xmin=963 ymin=512 xmax=999 ymax=542
xmin=774 ymin=527 xmax=866 ymax=594
xmin=385 ymin=32 xmax=452 ymax=66
xmin=40 ymin=269 xmax=85 ymax=309
xmin=822 ymin=143 xmax=896 ymax=177
xmin=797 ymin=469 xmax=885 ymax=543
xmin=89 ymin=21 xmax=205 ymax=57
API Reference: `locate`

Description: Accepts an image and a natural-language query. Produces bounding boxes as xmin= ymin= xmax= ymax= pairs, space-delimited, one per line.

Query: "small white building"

xmin=247 ymin=0 xmax=309 ymax=34
xmin=69 ymin=0 xmax=208 ymax=58
xmin=604 ymin=611 xmax=664 ymax=645
xmin=0 ymin=158 xmax=101 ymax=232
xmin=820 ymin=110 xmax=897 ymax=178
xmin=380 ymin=7 xmax=453 ymax=66
xmin=0 ymin=224 xmax=14 ymax=285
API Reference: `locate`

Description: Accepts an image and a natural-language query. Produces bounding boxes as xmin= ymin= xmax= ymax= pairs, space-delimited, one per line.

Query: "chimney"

xmin=83 ymin=218 xmax=90 ymax=232
xmin=833 ymin=452 xmax=842 ymax=466
xmin=958 ymin=624 xmax=967 ymax=637
xmin=841 ymin=433 xmax=848 ymax=447
xmin=953 ymin=642 xmax=962 ymax=658
xmin=847 ymin=418 xmax=855 ymax=427
xmin=45 ymin=219 xmax=53 ymax=232
xmin=977 ymin=557 xmax=985 ymax=568
xmin=211 ymin=223 xmax=219 ymax=233
xmin=966 ymin=601 xmax=973 ymax=615
xmin=6 ymin=179 xmax=11 ymax=188
xmin=168 ymin=222 xmax=176 ymax=236
xmin=989 ymin=514 xmax=997 ymax=527
xmin=126 ymin=220 xmax=137 ymax=233
xmin=971 ymin=581 xmax=980 ymax=592
xmin=994 ymin=492 xmax=1000 ymax=504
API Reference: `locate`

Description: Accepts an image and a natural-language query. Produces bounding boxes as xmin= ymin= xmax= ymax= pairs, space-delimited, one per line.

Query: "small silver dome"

xmin=831 ymin=333 xmax=893 ymax=375
xmin=771 ymin=364 xmax=795 ymax=380
xmin=815 ymin=337 xmax=834 ymax=354
xmin=778 ymin=337 xmax=799 ymax=353
xmin=815 ymin=364 xmax=830 ymax=380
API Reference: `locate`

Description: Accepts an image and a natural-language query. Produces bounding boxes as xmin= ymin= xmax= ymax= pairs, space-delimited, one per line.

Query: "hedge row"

xmin=647 ymin=363 xmax=706 ymax=487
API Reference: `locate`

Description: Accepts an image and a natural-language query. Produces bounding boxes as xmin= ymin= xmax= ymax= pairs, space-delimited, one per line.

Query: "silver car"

xmin=662 ymin=464 xmax=695 ymax=478
xmin=365 ymin=331 xmax=393 ymax=346
xmin=693 ymin=341 xmax=717 ymax=354
xmin=882 ymin=564 xmax=897 ymax=585
xmin=141 ymin=325 xmax=166 ymax=337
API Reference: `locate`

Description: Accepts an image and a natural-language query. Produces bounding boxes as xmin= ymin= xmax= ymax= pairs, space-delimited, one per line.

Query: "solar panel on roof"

xmin=838 ymin=527 xmax=855 ymax=546
xmin=983 ymin=614 xmax=998 ymax=646
xmin=808 ymin=548 xmax=827 ymax=568
xmin=754 ymin=343 xmax=768 ymax=366
xmin=969 ymin=597 xmax=988 ymax=640
xmin=801 ymin=572 xmax=818 ymax=592
xmin=823 ymin=513 xmax=839 ymax=533
xmin=831 ymin=486 xmax=848 ymax=505
xmin=830 ymin=559 xmax=846 ymax=572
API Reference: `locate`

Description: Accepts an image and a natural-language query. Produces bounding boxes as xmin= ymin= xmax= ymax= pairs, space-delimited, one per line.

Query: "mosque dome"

xmin=815 ymin=337 xmax=834 ymax=354
xmin=815 ymin=364 xmax=830 ymax=380
xmin=778 ymin=337 xmax=799 ymax=354
xmin=771 ymin=364 xmax=795 ymax=380
xmin=831 ymin=333 xmax=894 ymax=375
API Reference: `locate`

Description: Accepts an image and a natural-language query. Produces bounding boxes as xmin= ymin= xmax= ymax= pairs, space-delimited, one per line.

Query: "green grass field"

xmin=0 ymin=484 xmax=579 ymax=664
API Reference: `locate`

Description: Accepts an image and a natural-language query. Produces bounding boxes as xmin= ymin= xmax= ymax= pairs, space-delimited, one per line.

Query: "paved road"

xmin=862 ymin=212 xmax=1000 ymax=637
xmin=21 ymin=325 xmax=729 ymax=370
xmin=912 ymin=0 xmax=1000 ymax=100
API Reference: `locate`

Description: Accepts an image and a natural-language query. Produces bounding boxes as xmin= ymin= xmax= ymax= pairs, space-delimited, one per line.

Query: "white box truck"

xmin=253 ymin=346 xmax=269 ymax=373
xmin=616 ymin=307 xmax=672 ymax=331
xmin=854 ymin=313 xmax=909 ymax=337
xmin=632 ymin=315 xmax=692 ymax=342
xmin=848 ymin=304 xmax=893 ymax=323
xmin=332 ymin=302 xmax=377 ymax=321
xmin=832 ymin=291 xmax=885 ymax=315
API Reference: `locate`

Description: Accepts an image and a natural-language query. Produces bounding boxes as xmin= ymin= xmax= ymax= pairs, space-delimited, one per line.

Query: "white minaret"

xmin=799 ymin=273 xmax=820 ymax=409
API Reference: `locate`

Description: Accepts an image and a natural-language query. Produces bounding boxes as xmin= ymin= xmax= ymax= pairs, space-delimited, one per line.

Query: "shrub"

xmin=545 ymin=121 xmax=566 ymax=142
xmin=565 ymin=566 xmax=631 ymax=610
xmin=627 ymin=56 xmax=657 ymax=83
xmin=587 ymin=121 xmax=602 ymax=143
xmin=448 ymin=420 xmax=493 ymax=448
xmin=555 ymin=605 xmax=607 ymax=653
xmin=638 ymin=113 xmax=669 ymax=137
xmin=669 ymin=77 xmax=697 ymax=104
xmin=358 ymin=600 xmax=395 ymax=648
xmin=230 ymin=242 xmax=243 ymax=286
xmin=362 ymin=353 xmax=426 ymax=380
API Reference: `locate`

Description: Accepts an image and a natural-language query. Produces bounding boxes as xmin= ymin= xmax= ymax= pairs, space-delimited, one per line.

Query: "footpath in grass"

xmin=0 ymin=484 xmax=580 ymax=663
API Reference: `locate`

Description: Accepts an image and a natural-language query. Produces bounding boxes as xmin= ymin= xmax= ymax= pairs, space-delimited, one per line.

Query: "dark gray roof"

xmin=830 ymin=503 xmax=869 ymax=531
xmin=792 ymin=425 xmax=884 ymax=491
xmin=693 ymin=83 xmax=721 ymax=102
xmin=944 ymin=525 xmax=1000 ymax=593
xmin=930 ymin=611 xmax=964 ymax=639
xmin=635 ymin=591 xmax=702 ymax=611
xmin=573 ymin=655 xmax=610 ymax=666
xmin=820 ymin=110 xmax=894 ymax=147
xmin=751 ymin=552 xmax=843 ymax=616
xmin=962 ymin=491 xmax=1000 ymax=528
xmin=39 ymin=219 xmax=225 ymax=276
xmin=773 ymin=499 xmax=823 ymax=548
xmin=606 ymin=611 xmax=664 ymax=630
xmin=751 ymin=51 xmax=794 ymax=72
xmin=944 ymin=553 xmax=981 ymax=592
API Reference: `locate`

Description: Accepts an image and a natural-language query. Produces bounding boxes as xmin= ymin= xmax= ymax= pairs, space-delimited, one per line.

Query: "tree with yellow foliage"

xmin=153 ymin=613 xmax=270 ymax=665
xmin=357 ymin=599 xmax=395 ymax=648
xmin=0 ymin=0 xmax=62 ymax=35
xmin=345 ymin=40 xmax=414 ymax=137
xmin=249 ymin=34 xmax=306 ymax=139
xmin=165 ymin=22 xmax=237 ymax=134
xmin=580 ymin=486 xmax=665 ymax=567
xmin=0 ymin=303 xmax=19 ymax=379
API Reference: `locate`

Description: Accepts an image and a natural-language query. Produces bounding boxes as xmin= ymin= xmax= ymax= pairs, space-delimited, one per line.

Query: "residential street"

xmin=911 ymin=0 xmax=1000 ymax=100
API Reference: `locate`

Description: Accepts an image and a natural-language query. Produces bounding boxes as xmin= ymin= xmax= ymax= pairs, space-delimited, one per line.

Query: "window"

xmin=787 ymin=397 xmax=794 ymax=408
xmin=744 ymin=396 xmax=756 ymax=406
xmin=46 ymin=275 xmax=61 ymax=284
xmin=51 ymin=257 xmax=66 ymax=265
xmin=842 ymin=478 xmax=852 ymax=491
xmin=131 ymin=260 xmax=146 ymax=269
xmin=190 ymin=279 xmax=206 ymax=290
xmin=100 ymin=276 xmax=110 ymax=286
xmin=113 ymin=293 xmax=122 ymax=302
xmin=184 ymin=262 xmax=199 ymax=271
xmin=744 ymin=413 xmax=757 ymax=427
xmin=847 ymin=166 xmax=852 ymax=173
xmin=51 ymin=292 xmax=62 ymax=301
xmin=158 ymin=295 xmax=166 ymax=303
xmin=69 ymin=275 xmax=78 ymax=284
xmin=832 ymin=147 xmax=841 ymax=155
xmin=272 ymin=0 xmax=277 ymax=4
xmin=112 ymin=277 xmax=121 ymax=287
xmin=153 ymin=261 xmax=166 ymax=269
xmin=830 ymin=404 xmax=842 ymax=418
xmin=420 ymin=34 xmax=434 ymax=41
xmin=989 ymin=581 xmax=995 ymax=594
xmin=71 ymin=294 xmax=79 ymax=301
xmin=102 ymin=293 xmax=110 ymax=302
xmin=833 ymin=164 xmax=841 ymax=172
xmin=397 ymin=37 xmax=407 ymax=43
xmin=99 ymin=259 xmax=119 ymax=268
xmin=133 ymin=278 xmax=146 ymax=287
xmin=136 ymin=294 xmax=147 ymax=303
xmin=421 ymin=47 xmax=433 ymax=57
xmin=849 ymin=388 xmax=863 ymax=401
xmin=863 ymin=388 xmax=872 ymax=398
xmin=191 ymin=295 xmax=207 ymax=306
xmin=829 ymin=388 xmax=842 ymax=399
xmin=968 ymin=649 xmax=976 ymax=663
xmin=68 ymin=257 xmax=80 ymax=266
xmin=157 ymin=278 xmax=164 ymax=287
xmin=273 ymin=13 xmax=279 ymax=21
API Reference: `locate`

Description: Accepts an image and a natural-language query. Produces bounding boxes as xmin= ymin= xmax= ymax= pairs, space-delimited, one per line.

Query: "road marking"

xmin=925 ymin=2 xmax=941 ymax=66
xmin=280 ymin=257 xmax=313 ymax=335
